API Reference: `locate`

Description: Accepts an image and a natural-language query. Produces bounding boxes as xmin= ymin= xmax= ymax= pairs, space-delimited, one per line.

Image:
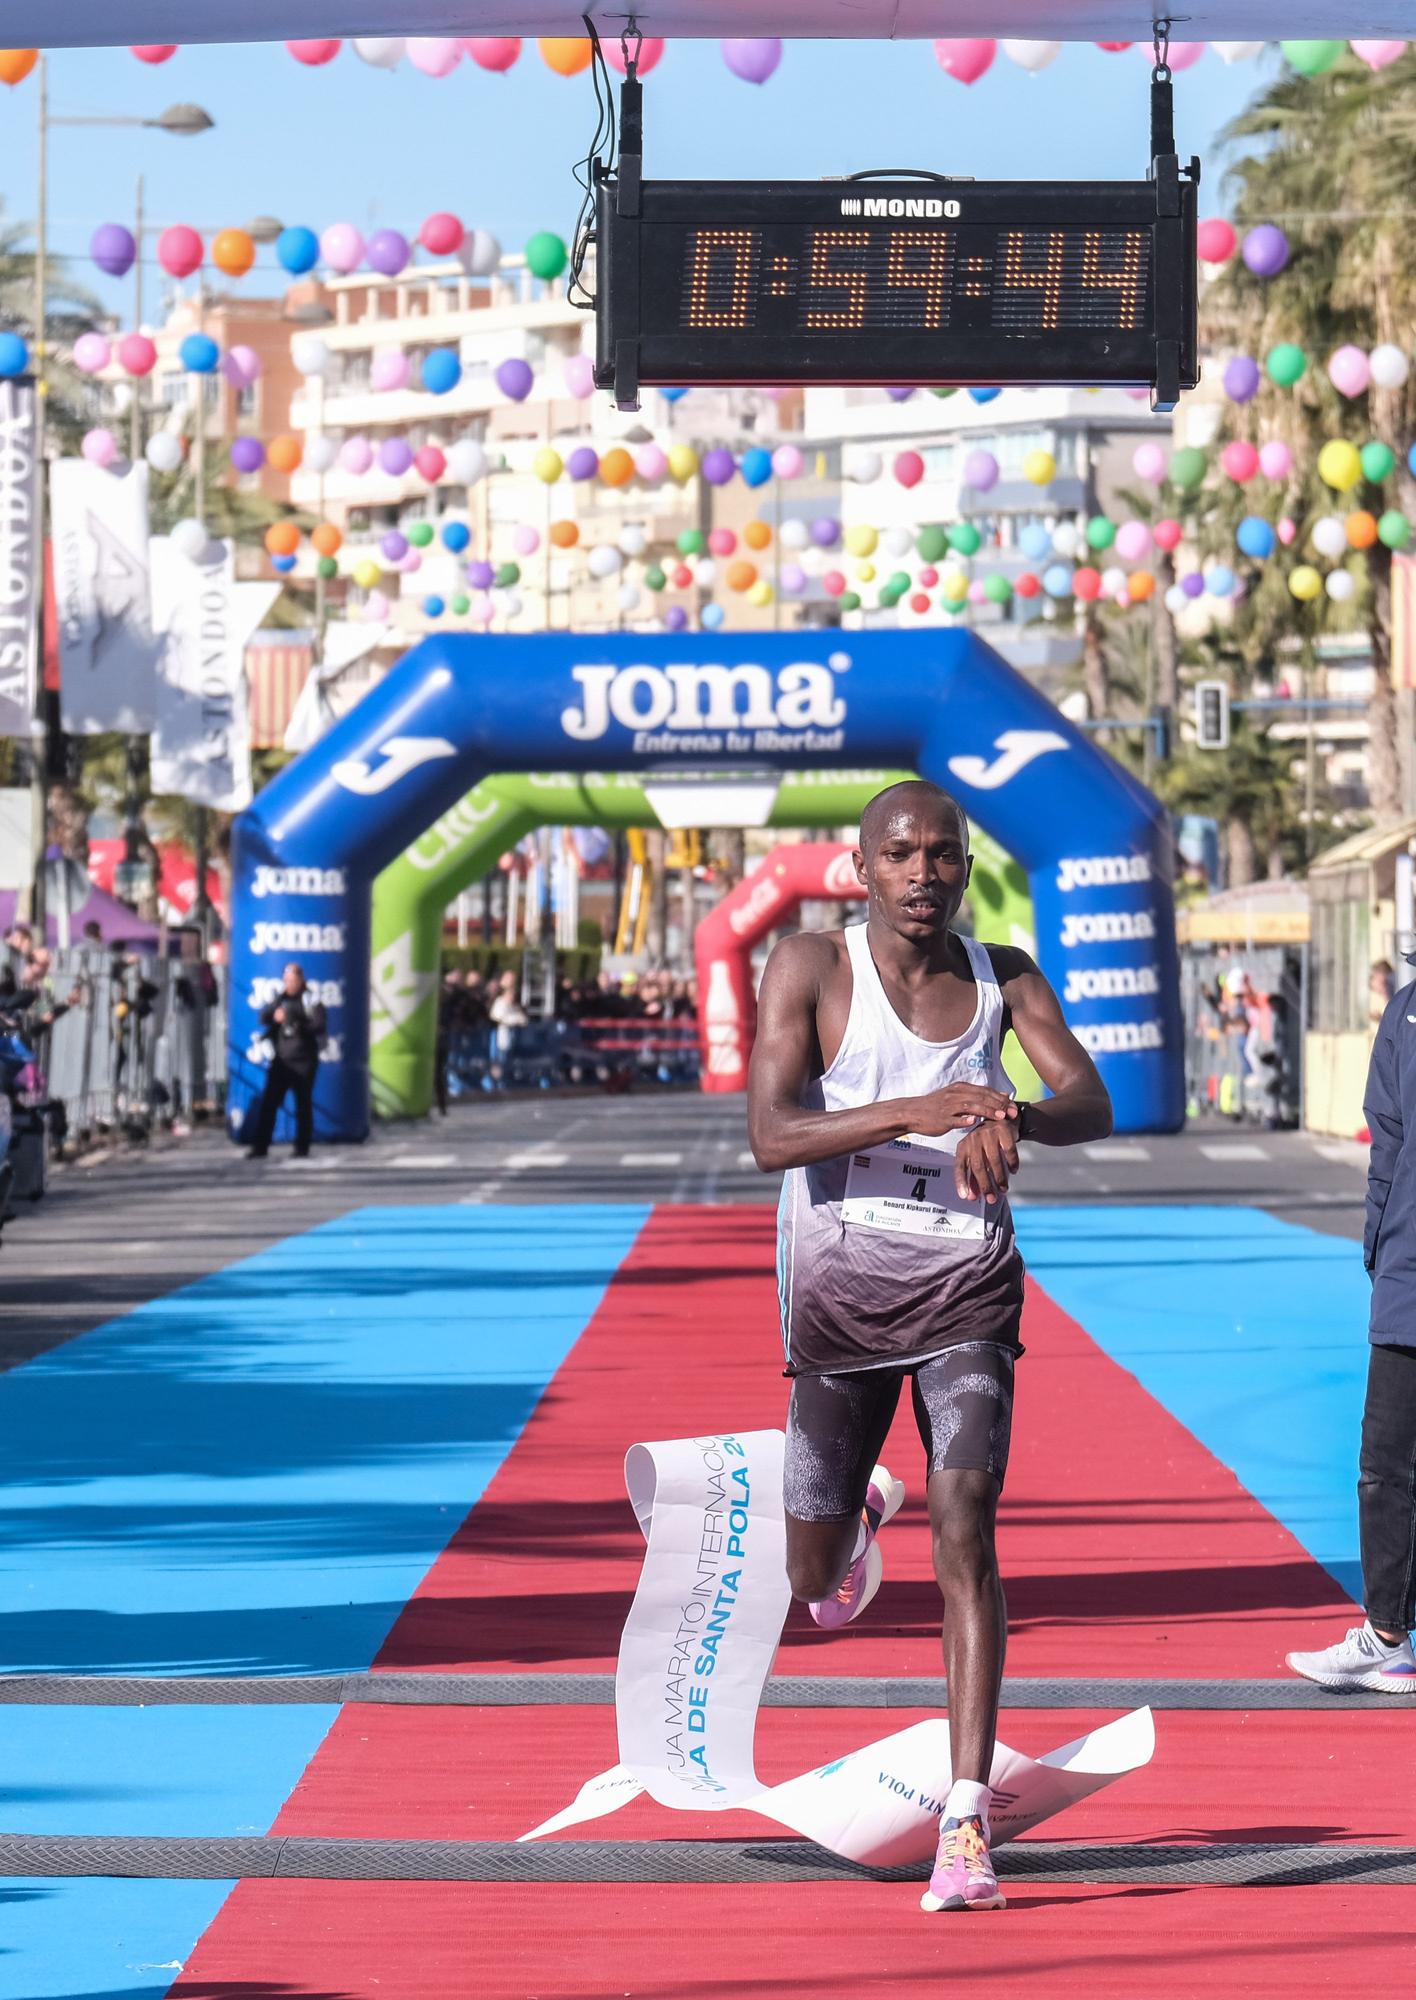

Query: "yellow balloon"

xmin=844 ymin=523 xmax=878 ymax=558
xmin=667 ymin=443 xmax=699 ymax=483
xmin=353 ymin=558 xmax=383 ymax=590
xmin=941 ymin=569 xmax=969 ymax=600
xmin=748 ymin=580 xmax=773 ymax=608
xmin=856 ymin=562 xmax=876 ymax=583
xmin=1022 ymin=449 xmax=1057 ymax=487
xmin=532 ymin=446 xmax=563 ymax=484
xmin=1288 ymin=563 xmax=1323 ymax=601
xmin=1318 ymin=440 xmax=1362 ymax=493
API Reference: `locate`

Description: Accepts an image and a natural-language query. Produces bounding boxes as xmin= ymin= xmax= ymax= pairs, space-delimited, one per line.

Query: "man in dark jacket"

xmin=247 ymin=963 xmax=326 ymax=1161
xmin=1287 ymin=976 xmax=1416 ymax=1690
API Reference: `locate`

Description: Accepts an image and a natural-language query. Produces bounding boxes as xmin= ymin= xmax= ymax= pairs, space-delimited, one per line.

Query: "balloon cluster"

xmin=87 ymin=215 xmax=561 ymax=284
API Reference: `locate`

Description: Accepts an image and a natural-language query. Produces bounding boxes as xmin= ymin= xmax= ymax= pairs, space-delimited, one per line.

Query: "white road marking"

xmin=620 ymin=1151 xmax=683 ymax=1167
xmin=460 ymin=1181 xmax=505 ymax=1204
xmin=1084 ymin=1143 xmax=1151 ymax=1162
xmin=504 ymin=1150 xmax=568 ymax=1170
xmin=280 ymin=1154 xmax=338 ymax=1171
xmin=1314 ymin=1140 xmax=1367 ymax=1164
xmin=1199 ymin=1142 xmax=1270 ymax=1162
xmin=389 ymin=1152 xmax=458 ymax=1169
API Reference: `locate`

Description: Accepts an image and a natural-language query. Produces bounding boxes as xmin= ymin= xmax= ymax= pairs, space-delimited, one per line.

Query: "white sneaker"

xmin=1286 ymin=1621 xmax=1416 ymax=1693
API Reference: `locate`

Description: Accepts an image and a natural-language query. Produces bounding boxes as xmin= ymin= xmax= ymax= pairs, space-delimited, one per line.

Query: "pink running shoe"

xmin=808 ymin=1465 xmax=905 ymax=1631
xmin=920 ymin=1814 xmax=1006 ymax=1914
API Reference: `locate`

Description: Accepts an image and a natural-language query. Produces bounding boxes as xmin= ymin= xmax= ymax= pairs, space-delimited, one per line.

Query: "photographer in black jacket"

xmin=247 ymin=963 xmax=326 ymax=1161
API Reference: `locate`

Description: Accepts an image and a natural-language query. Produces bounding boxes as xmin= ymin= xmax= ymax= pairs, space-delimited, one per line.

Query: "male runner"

xmin=747 ymin=779 xmax=1113 ymax=1913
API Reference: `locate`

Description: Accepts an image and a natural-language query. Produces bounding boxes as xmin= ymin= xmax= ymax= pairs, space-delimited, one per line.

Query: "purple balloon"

xmin=495 ymin=356 xmax=534 ymax=402
xmin=466 ymin=559 xmax=495 ymax=590
xmin=663 ymin=604 xmax=688 ymax=632
xmin=91 ymin=222 xmax=136 ymax=278
xmin=1242 ymin=224 xmax=1290 ymax=278
xmin=701 ymin=447 xmax=736 ymax=487
xmin=230 ymin=436 xmax=265 ymax=474
xmin=366 ymin=229 xmax=411 ymax=277
xmin=378 ymin=437 xmax=414 ymax=476
xmin=380 ymin=530 xmax=409 ymax=561
xmin=885 ymin=386 xmax=916 ymax=403
xmin=810 ymin=515 xmax=841 ymax=548
xmin=566 ymin=446 xmax=599 ymax=481
xmin=722 ymin=37 xmax=782 ymax=84
xmin=1180 ymin=570 xmax=1206 ymax=599
xmin=1223 ymin=354 xmax=1262 ymax=403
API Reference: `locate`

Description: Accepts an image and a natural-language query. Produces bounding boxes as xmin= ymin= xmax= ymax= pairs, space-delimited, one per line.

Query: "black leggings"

xmin=1360 ymin=1342 xmax=1416 ymax=1632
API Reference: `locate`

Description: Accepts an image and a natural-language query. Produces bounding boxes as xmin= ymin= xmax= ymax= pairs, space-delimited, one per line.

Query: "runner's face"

xmin=859 ymin=804 xmax=971 ymax=938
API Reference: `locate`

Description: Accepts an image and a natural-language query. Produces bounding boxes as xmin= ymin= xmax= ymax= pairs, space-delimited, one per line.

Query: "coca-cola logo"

xmin=822 ymin=850 xmax=863 ymax=898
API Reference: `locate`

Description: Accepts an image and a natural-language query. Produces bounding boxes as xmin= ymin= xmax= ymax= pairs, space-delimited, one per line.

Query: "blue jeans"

xmin=1360 ymin=1343 xmax=1416 ymax=1632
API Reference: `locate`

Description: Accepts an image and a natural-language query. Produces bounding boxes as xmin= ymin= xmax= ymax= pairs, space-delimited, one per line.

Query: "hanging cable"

xmin=567 ymin=13 xmax=617 ymax=310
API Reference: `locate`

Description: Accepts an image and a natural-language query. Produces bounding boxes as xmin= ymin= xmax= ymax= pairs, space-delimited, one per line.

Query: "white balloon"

xmin=587 ymin=544 xmax=622 ymax=578
xmin=618 ymin=525 xmax=648 ymax=558
xmin=303 ymin=434 xmax=339 ymax=475
xmin=445 ymin=439 xmax=488 ymax=485
xmin=1212 ymin=40 xmax=1263 ymax=62
xmin=617 ymin=583 xmax=641 ymax=614
xmin=1101 ymin=565 xmax=1127 ymax=597
xmin=171 ymin=518 xmax=210 ymax=561
xmin=496 ymin=589 xmax=523 ymax=618
xmin=1164 ymin=584 xmax=1188 ymax=615
xmin=353 ymin=36 xmax=405 ymax=67
xmin=1325 ymin=568 xmax=1357 ymax=602
xmin=144 ymin=432 xmax=183 ymax=474
xmin=291 ymin=333 xmax=330 ymax=378
xmin=1001 ymin=38 xmax=1061 ymax=71
xmin=1051 ymin=521 xmax=1080 ymax=559
xmin=778 ymin=517 xmax=809 ymax=551
xmin=1312 ymin=515 xmax=1348 ymax=561
xmin=1369 ymin=342 xmax=1411 ymax=391
xmin=460 ymin=229 xmax=501 ymax=277
xmin=847 ymin=449 xmax=883 ymax=483
xmin=882 ymin=526 xmax=914 ymax=558
xmin=695 ymin=558 xmax=717 ymax=589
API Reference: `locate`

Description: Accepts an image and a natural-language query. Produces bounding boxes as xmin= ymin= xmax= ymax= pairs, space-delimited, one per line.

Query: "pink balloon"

xmin=1220 ymin=439 xmax=1260 ymax=483
xmin=708 ymin=527 xmax=738 ymax=557
xmin=1196 ymin=218 xmax=1237 ymax=264
xmin=415 ymin=445 xmax=447 ymax=482
xmin=365 ymin=589 xmax=391 ymax=622
xmin=222 ymin=343 xmax=261 ymax=388
xmin=130 ymin=44 xmax=177 ymax=62
xmin=772 ymin=444 xmax=804 ymax=479
xmin=1259 ymin=439 xmax=1294 ymax=480
xmin=721 ymin=38 xmax=782 ymax=84
xmin=933 ymin=37 xmax=995 ymax=83
xmin=72 ymin=332 xmax=111 ymax=374
xmin=1132 ymin=441 xmax=1168 ymax=483
xmin=419 ymin=212 xmax=464 ymax=256
xmin=1352 ymin=40 xmax=1406 ymax=70
xmin=339 ymin=436 xmax=373 ymax=474
xmin=968 ymin=579 xmax=987 ymax=604
xmin=603 ymin=36 xmax=665 ymax=75
xmin=371 ymin=349 xmax=412 ymax=392
xmin=116 ymin=332 xmax=157 ymax=377
xmin=634 ymin=443 xmax=668 ymax=482
xmin=81 ymin=427 xmax=118 ymax=467
xmin=1115 ymin=520 xmax=1153 ymax=562
xmin=512 ymin=523 xmax=541 ymax=555
xmin=321 ymin=223 xmax=365 ymax=274
xmin=893 ymin=449 xmax=925 ymax=489
xmin=1277 ymin=517 xmax=1298 ymax=546
xmin=1153 ymin=517 xmax=1183 ymax=552
xmin=1327 ymin=344 xmax=1371 ymax=398
xmin=406 ymin=37 xmax=460 ymax=76
xmin=157 ymin=225 xmax=203 ymax=278
xmin=463 ymin=38 xmax=521 ymax=70
xmin=400 ymin=550 xmax=422 ymax=574
xmin=287 ymin=39 xmax=341 ymax=64
xmin=562 ymin=353 xmax=596 ymax=399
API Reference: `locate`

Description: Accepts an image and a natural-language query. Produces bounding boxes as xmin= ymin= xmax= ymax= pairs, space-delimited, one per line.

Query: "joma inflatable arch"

xmin=229 ymin=631 xmax=1183 ymax=1141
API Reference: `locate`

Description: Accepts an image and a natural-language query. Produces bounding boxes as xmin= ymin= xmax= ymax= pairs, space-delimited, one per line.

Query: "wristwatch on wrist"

xmin=1015 ymin=1100 xmax=1033 ymax=1142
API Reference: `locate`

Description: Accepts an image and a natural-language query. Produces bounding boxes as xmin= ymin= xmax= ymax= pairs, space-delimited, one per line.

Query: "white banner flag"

xmin=0 ymin=379 xmax=41 ymax=740
xmin=151 ymin=536 xmax=280 ymax=811
xmin=51 ymin=457 xmax=158 ymax=734
xmin=523 ymin=1430 xmax=1155 ymax=1866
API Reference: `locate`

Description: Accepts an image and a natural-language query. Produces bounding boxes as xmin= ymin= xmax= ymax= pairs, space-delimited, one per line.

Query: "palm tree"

xmin=1157 ymin=718 xmax=1305 ymax=886
xmin=0 ymin=202 xmax=105 ymax=454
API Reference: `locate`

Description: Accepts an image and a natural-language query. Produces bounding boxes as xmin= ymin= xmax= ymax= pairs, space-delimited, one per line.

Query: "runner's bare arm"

xmin=747 ymin=935 xmax=1015 ymax=1172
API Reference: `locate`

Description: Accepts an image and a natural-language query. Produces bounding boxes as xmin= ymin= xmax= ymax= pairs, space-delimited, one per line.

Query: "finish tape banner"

xmin=523 ymin=1431 xmax=1154 ymax=1864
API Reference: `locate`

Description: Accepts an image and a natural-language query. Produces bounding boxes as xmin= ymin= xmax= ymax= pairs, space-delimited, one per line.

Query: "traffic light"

xmin=1194 ymin=680 xmax=1230 ymax=750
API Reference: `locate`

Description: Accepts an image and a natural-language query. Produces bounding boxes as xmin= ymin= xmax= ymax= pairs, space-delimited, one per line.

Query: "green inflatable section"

xmin=369 ymin=770 xmax=1039 ymax=1118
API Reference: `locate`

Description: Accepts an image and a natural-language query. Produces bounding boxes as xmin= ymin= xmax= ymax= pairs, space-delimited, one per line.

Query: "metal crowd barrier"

xmin=446 ymin=1016 xmax=700 ymax=1095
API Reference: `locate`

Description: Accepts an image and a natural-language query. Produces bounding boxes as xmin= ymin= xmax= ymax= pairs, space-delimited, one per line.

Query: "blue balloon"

xmin=421 ymin=348 xmax=462 ymax=396
xmin=968 ymin=387 xmax=1001 ymax=405
xmin=179 ymin=332 xmax=220 ymax=375
xmin=270 ymin=553 xmax=297 ymax=574
xmin=1042 ymin=563 xmax=1075 ymax=599
xmin=422 ymin=594 xmax=446 ymax=619
xmin=659 ymin=386 xmax=688 ymax=403
xmin=440 ymin=520 xmax=471 ymax=553
xmin=1019 ymin=523 xmax=1051 ymax=562
xmin=276 ymin=225 xmax=320 ymax=276
xmin=1235 ymin=516 xmax=1276 ymax=560
xmin=1408 ymin=442 xmax=1416 ymax=478
xmin=700 ymin=601 xmax=725 ymax=629
xmin=739 ymin=446 xmax=773 ymax=488
xmin=1206 ymin=565 xmax=1236 ymax=598
xmin=0 ymin=331 xmax=29 ymax=378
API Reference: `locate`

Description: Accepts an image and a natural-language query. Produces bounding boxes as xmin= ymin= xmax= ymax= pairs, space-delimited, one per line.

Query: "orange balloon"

xmin=1346 ymin=510 xmax=1378 ymax=550
xmin=264 ymin=521 xmax=300 ymax=557
xmin=211 ymin=228 xmax=255 ymax=278
xmin=599 ymin=446 xmax=633 ymax=487
xmin=538 ymin=36 xmax=592 ymax=74
xmin=311 ymin=522 xmax=343 ymax=557
xmin=549 ymin=518 xmax=579 ymax=548
xmin=1126 ymin=570 xmax=1155 ymax=602
xmin=743 ymin=520 xmax=772 ymax=551
xmin=0 ymin=50 xmax=38 ymax=87
xmin=726 ymin=559 xmax=758 ymax=593
xmin=266 ymin=433 xmax=303 ymax=474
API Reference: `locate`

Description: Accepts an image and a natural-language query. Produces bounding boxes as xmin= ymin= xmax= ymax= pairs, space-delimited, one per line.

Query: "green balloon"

xmin=495 ymin=561 xmax=520 ymax=587
xmin=1362 ymin=441 xmax=1396 ymax=484
xmin=1266 ymin=342 xmax=1307 ymax=387
xmin=677 ymin=528 xmax=705 ymax=556
xmin=317 ymin=554 xmax=338 ymax=580
xmin=928 ymin=388 xmax=958 ymax=401
xmin=916 ymin=525 xmax=948 ymax=563
xmin=942 ymin=595 xmax=968 ymax=615
xmin=838 ymin=590 xmax=861 ymax=612
xmin=525 ymin=230 xmax=569 ymax=281
xmin=1280 ymin=38 xmax=1343 ymax=76
xmin=1379 ymin=510 xmax=1412 ymax=550
xmin=1169 ymin=446 xmax=1208 ymax=492
xmin=947 ymin=522 xmax=982 ymax=556
xmin=644 ymin=564 xmax=666 ymax=592
xmin=1085 ymin=515 xmax=1117 ymax=551
xmin=983 ymin=573 xmax=1013 ymax=603
xmin=408 ymin=521 xmax=435 ymax=548
xmin=451 ymin=591 xmax=471 ymax=615
xmin=888 ymin=570 xmax=911 ymax=594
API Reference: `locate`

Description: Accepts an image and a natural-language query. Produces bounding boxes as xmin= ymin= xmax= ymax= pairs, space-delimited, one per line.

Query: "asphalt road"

xmin=1 ymin=1091 xmax=1369 ymax=1374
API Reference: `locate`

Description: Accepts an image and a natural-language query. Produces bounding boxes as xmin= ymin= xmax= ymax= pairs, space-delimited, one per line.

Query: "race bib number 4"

xmin=841 ymin=1136 xmax=989 ymax=1242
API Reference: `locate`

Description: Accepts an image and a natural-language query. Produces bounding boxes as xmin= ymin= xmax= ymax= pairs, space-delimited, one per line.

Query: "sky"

xmin=6 ymin=38 xmax=1276 ymax=324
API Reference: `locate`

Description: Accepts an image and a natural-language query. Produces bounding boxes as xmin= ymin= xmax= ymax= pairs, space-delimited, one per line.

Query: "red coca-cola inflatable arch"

xmin=696 ymin=841 xmax=863 ymax=1092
